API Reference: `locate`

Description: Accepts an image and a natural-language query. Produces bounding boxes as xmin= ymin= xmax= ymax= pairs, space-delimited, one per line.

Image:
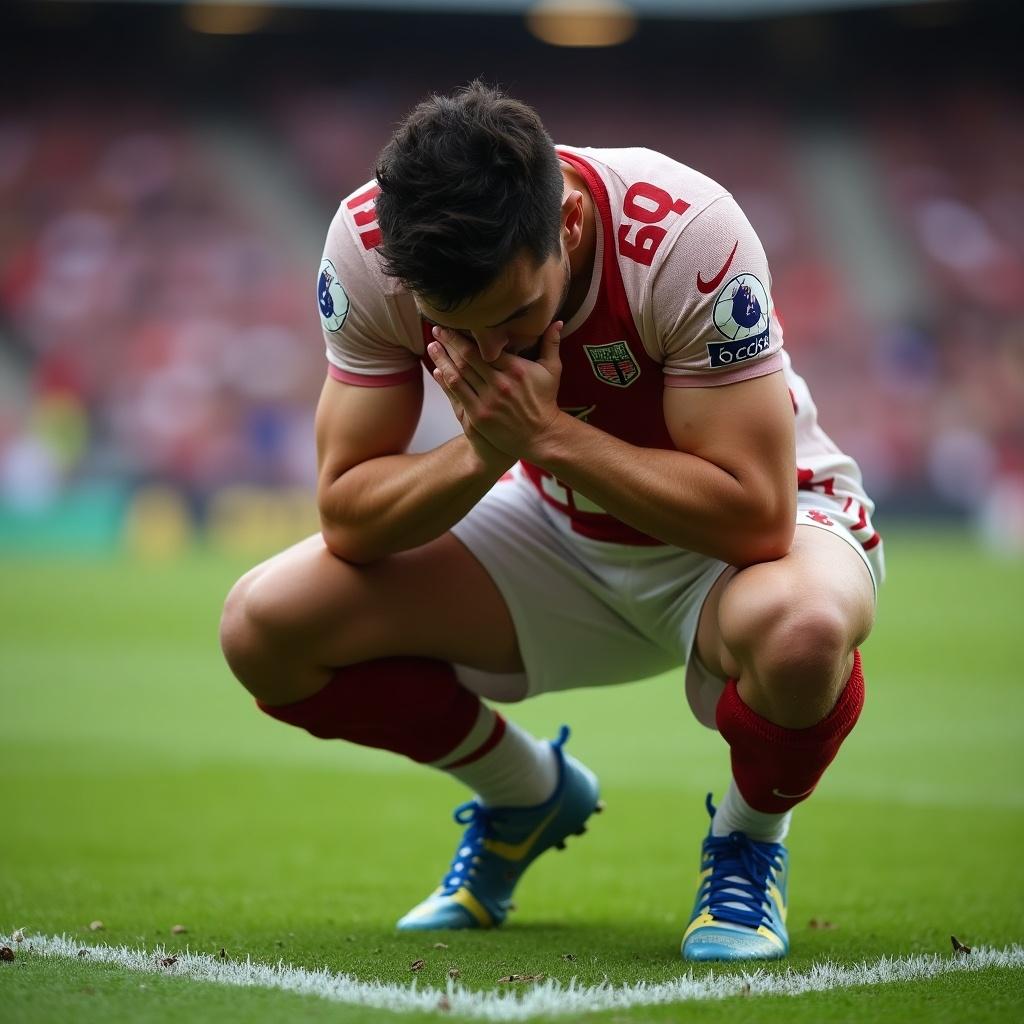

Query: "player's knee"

xmin=723 ymin=585 xmax=851 ymax=692
xmin=219 ymin=573 xmax=256 ymax=678
xmin=756 ymin=605 xmax=851 ymax=691
xmin=219 ymin=571 xmax=289 ymax=681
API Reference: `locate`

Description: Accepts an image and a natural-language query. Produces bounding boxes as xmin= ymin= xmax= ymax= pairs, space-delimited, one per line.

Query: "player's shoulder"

xmin=560 ymin=146 xmax=780 ymax=377
xmin=559 ymin=145 xmax=730 ymax=228
xmin=558 ymin=144 xmax=753 ymax=288
xmin=321 ymin=178 xmax=406 ymax=300
xmin=317 ymin=178 xmax=425 ymax=368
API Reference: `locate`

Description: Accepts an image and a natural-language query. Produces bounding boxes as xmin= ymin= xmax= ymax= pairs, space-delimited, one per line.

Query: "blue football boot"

xmin=681 ymin=794 xmax=789 ymax=961
xmin=396 ymin=726 xmax=602 ymax=930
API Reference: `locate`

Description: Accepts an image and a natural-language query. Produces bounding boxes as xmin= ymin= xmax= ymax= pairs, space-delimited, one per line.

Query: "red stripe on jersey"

xmin=521 ymin=464 xmax=665 ymax=545
xmin=346 ymin=184 xmax=381 ymax=209
xmin=497 ymin=149 xmax=676 ymax=546
xmin=862 ymin=532 xmax=882 ymax=551
xmin=440 ymin=715 xmax=507 ymax=769
xmin=353 ymin=208 xmax=377 ymax=227
xmin=843 ymin=496 xmax=853 ymax=513
xmin=797 ymin=468 xmax=834 ymax=495
xmin=853 ymin=502 xmax=868 ymax=532
xmin=568 ymin=516 xmax=665 ymax=545
xmin=359 ymin=228 xmax=382 ymax=250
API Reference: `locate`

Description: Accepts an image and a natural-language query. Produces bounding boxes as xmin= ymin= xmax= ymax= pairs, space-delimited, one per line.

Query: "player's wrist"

xmin=522 ymin=410 xmax=575 ymax=467
xmin=460 ymin=433 xmax=516 ymax=479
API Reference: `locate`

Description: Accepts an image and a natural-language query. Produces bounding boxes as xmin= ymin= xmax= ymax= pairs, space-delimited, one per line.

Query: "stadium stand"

xmin=1 ymin=71 xmax=1021 ymax=543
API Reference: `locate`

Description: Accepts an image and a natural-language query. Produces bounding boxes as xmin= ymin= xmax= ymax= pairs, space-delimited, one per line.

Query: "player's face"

xmin=416 ymin=246 xmax=572 ymax=364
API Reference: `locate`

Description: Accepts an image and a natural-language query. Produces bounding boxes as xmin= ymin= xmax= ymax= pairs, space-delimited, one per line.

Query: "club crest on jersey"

xmin=317 ymin=258 xmax=349 ymax=332
xmin=708 ymin=274 xmax=771 ymax=368
xmin=583 ymin=341 xmax=641 ymax=388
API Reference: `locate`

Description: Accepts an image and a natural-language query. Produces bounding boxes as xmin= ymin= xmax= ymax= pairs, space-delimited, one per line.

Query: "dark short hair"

xmin=374 ymin=82 xmax=564 ymax=312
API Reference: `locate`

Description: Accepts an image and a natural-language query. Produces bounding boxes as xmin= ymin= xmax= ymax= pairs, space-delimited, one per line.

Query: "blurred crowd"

xmin=2 ymin=81 xmax=1023 ymax=541
xmin=0 ymin=101 xmax=319 ymax=518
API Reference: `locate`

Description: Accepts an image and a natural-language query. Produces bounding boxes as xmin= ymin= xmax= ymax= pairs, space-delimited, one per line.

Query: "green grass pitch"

xmin=1 ymin=530 xmax=1022 ymax=1022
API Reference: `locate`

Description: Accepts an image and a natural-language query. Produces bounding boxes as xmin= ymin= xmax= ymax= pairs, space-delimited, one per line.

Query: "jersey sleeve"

xmin=649 ymin=195 xmax=784 ymax=387
xmin=316 ymin=199 xmax=422 ymax=387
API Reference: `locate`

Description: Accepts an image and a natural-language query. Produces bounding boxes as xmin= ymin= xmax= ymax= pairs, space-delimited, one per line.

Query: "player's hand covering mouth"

xmin=513 ymin=338 xmax=544 ymax=362
xmin=442 ymin=331 xmax=540 ymax=362
xmin=510 ymin=324 xmax=561 ymax=362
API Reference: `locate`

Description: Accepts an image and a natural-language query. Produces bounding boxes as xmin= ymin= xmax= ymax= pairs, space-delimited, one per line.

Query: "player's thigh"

xmin=229 ymin=530 xmax=523 ymax=673
xmin=695 ymin=524 xmax=875 ymax=680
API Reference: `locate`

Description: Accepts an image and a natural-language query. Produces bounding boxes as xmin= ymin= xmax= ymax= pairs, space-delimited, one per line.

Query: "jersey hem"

xmin=327 ymin=363 xmax=420 ymax=387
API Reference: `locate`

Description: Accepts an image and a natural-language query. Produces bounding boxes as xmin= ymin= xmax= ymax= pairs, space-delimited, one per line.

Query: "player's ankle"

xmin=711 ymin=780 xmax=790 ymax=843
xmin=441 ymin=716 xmax=559 ymax=807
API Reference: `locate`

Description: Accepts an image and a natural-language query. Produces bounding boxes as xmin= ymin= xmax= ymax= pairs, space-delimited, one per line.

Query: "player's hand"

xmin=428 ymin=321 xmax=565 ymax=461
xmin=427 ymin=337 xmax=515 ymax=474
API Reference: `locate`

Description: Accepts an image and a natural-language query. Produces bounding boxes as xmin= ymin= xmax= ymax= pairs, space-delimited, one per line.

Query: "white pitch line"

xmin=4 ymin=932 xmax=1023 ymax=1020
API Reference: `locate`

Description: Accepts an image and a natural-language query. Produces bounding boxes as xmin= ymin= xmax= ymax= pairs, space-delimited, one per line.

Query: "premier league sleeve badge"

xmin=317 ymin=258 xmax=350 ymax=332
xmin=707 ymin=274 xmax=771 ymax=368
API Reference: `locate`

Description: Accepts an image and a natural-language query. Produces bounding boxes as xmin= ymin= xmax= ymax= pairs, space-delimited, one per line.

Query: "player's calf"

xmin=716 ymin=648 xmax=865 ymax=816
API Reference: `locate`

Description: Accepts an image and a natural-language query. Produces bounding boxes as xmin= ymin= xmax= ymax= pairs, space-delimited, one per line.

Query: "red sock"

xmin=715 ymin=649 xmax=865 ymax=813
xmin=256 ymin=658 xmax=485 ymax=764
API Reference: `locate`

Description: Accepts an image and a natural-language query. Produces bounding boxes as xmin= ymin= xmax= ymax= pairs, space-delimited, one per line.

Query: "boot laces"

xmin=699 ymin=829 xmax=785 ymax=931
xmin=439 ymin=801 xmax=492 ymax=895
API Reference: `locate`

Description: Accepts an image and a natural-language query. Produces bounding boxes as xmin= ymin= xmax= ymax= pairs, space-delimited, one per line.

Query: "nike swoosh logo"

xmin=483 ymin=809 xmax=558 ymax=861
xmin=772 ymin=785 xmax=816 ymax=799
xmin=696 ymin=240 xmax=739 ymax=294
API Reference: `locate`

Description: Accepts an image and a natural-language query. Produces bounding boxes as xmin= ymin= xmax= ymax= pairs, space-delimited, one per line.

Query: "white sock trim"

xmin=427 ymin=704 xmax=496 ymax=769
xmin=446 ymin=719 xmax=558 ymax=808
xmin=712 ymin=780 xmax=792 ymax=842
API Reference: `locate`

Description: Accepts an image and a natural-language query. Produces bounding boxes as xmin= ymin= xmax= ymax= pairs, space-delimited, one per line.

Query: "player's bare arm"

xmin=430 ymin=325 xmax=795 ymax=568
xmin=314 ymin=373 xmax=513 ymax=563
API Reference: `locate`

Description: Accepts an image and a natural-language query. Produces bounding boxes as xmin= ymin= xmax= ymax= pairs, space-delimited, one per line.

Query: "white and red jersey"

xmin=316 ymin=145 xmax=880 ymax=557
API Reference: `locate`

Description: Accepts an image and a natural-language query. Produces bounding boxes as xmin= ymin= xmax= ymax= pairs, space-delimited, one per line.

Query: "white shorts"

xmin=451 ymin=464 xmax=884 ymax=730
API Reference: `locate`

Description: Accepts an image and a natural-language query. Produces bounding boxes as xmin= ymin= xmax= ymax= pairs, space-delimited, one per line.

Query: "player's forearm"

xmin=318 ymin=435 xmax=513 ymax=563
xmin=529 ymin=413 xmax=794 ymax=567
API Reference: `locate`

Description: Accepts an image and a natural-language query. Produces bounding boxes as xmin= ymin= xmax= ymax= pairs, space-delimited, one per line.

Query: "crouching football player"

xmin=219 ymin=82 xmax=883 ymax=961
